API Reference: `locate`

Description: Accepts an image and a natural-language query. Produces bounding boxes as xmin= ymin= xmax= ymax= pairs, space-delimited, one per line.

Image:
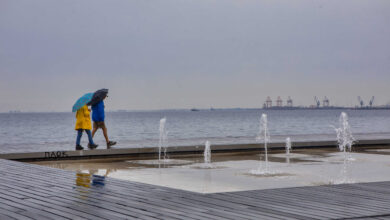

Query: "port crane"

xmin=287 ymin=96 xmax=293 ymax=107
xmin=323 ymin=97 xmax=330 ymax=107
xmin=314 ymin=96 xmax=320 ymax=108
xmin=358 ymin=96 xmax=375 ymax=108
xmin=276 ymin=96 xmax=283 ymax=107
xmin=358 ymin=96 xmax=364 ymax=108
xmin=369 ymin=96 xmax=375 ymax=108
xmin=265 ymin=96 xmax=272 ymax=108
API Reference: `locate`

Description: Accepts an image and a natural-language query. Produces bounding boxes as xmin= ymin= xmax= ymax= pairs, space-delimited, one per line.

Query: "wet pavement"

xmin=2 ymin=156 xmax=390 ymax=219
xmin=33 ymin=146 xmax=390 ymax=193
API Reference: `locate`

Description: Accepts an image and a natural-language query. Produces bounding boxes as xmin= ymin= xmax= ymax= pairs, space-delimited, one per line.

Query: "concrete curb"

xmin=1 ymin=139 xmax=389 ymax=161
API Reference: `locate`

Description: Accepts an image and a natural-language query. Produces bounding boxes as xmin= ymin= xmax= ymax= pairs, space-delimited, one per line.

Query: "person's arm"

xmin=76 ymin=108 xmax=81 ymax=119
xmin=102 ymin=104 xmax=105 ymax=121
xmin=98 ymin=102 xmax=105 ymax=121
xmin=84 ymin=106 xmax=90 ymax=117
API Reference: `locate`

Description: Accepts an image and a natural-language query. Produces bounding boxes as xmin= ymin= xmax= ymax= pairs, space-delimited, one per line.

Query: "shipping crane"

xmin=369 ymin=96 xmax=375 ymax=108
xmin=358 ymin=96 xmax=364 ymax=108
xmin=323 ymin=96 xmax=330 ymax=107
xmin=314 ymin=96 xmax=320 ymax=108
xmin=265 ymin=96 xmax=272 ymax=108
xmin=287 ymin=96 xmax=293 ymax=107
xmin=276 ymin=96 xmax=283 ymax=107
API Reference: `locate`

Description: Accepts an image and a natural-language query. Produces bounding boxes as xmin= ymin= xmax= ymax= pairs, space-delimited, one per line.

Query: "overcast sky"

xmin=0 ymin=0 xmax=389 ymax=112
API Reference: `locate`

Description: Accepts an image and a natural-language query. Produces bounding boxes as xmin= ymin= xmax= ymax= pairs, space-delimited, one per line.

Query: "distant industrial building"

xmin=262 ymin=95 xmax=388 ymax=110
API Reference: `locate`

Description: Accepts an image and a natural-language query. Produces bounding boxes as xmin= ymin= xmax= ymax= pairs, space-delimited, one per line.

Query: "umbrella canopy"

xmin=72 ymin=93 xmax=94 ymax=112
xmin=88 ymin=89 xmax=109 ymax=106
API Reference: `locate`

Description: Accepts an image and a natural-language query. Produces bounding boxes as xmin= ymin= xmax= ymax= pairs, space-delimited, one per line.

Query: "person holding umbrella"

xmin=88 ymin=89 xmax=117 ymax=149
xmin=73 ymin=93 xmax=98 ymax=150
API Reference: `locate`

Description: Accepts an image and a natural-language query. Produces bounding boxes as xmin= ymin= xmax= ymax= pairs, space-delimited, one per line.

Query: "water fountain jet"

xmin=335 ymin=112 xmax=354 ymax=156
xmin=334 ymin=112 xmax=355 ymax=184
xmin=286 ymin=137 xmax=292 ymax=164
xmin=204 ymin=141 xmax=211 ymax=165
xmin=250 ymin=114 xmax=272 ymax=175
xmin=158 ymin=117 xmax=168 ymax=162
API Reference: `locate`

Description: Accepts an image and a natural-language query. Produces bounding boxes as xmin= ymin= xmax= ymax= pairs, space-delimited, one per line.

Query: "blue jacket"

xmin=92 ymin=101 xmax=105 ymax=122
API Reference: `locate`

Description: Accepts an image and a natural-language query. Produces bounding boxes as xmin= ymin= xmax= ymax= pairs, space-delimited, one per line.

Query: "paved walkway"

xmin=0 ymin=159 xmax=390 ymax=219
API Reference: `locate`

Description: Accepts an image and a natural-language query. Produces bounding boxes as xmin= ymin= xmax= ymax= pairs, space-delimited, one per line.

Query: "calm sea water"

xmin=1 ymin=109 xmax=390 ymax=153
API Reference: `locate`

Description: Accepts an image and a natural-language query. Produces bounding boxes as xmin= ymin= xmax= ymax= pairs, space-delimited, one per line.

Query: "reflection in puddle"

xmin=245 ymin=171 xmax=293 ymax=178
xmin=129 ymin=159 xmax=193 ymax=166
xmin=310 ymin=181 xmax=333 ymax=186
xmin=190 ymin=164 xmax=226 ymax=169
xmin=76 ymin=172 xmax=92 ymax=188
xmin=74 ymin=171 xmax=107 ymax=201
xmin=75 ymin=171 xmax=108 ymax=188
xmin=363 ymin=149 xmax=390 ymax=153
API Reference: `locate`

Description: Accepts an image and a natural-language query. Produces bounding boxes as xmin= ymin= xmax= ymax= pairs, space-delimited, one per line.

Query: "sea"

xmin=0 ymin=109 xmax=390 ymax=153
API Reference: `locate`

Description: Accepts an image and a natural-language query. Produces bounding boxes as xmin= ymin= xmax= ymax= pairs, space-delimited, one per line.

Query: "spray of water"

xmin=335 ymin=112 xmax=354 ymax=153
xmin=204 ymin=141 xmax=211 ymax=164
xmin=286 ymin=137 xmax=292 ymax=164
xmin=334 ymin=112 xmax=355 ymax=183
xmin=158 ymin=117 xmax=168 ymax=162
xmin=285 ymin=137 xmax=292 ymax=155
xmin=255 ymin=114 xmax=271 ymax=172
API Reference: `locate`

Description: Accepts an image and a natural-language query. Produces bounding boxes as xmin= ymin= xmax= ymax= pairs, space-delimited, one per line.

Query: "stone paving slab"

xmin=0 ymin=159 xmax=390 ymax=219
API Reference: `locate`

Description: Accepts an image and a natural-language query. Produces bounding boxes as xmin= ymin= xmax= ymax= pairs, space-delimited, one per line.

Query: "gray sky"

xmin=1 ymin=0 xmax=389 ymax=112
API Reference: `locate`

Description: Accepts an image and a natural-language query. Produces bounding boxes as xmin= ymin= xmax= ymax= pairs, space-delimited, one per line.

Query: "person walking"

xmin=91 ymin=95 xmax=116 ymax=149
xmin=75 ymin=105 xmax=98 ymax=150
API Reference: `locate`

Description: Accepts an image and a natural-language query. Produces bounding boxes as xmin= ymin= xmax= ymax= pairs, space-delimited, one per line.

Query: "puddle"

xmin=188 ymin=164 xmax=226 ymax=169
xmin=32 ymin=147 xmax=390 ymax=193
xmin=245 ymin=171 xmax=293 ymax=178
xmin=364 ymin=149 xmax=390 ymax=153
xmin=129 ymin=159 xmax=194 ymax=166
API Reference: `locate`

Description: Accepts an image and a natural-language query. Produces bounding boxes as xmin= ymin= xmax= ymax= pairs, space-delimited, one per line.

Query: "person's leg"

xmin=76 ymin=129 xmax=83 ymax=146
xmin=75 ymin=130 xmax=84 ymax=150
xmin=100 ymin=122 xmax=116 ymax=148
xmin=86 ymin=130 xmax=95 ymax=145
xmin=92 ymin=122 xmax=98 ymax=137
xmin=101 ymin=123 xmax=110 ymax=143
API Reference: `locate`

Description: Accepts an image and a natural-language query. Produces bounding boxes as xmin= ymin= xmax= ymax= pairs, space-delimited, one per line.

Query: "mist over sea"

xmin=1 ymin=109 xmax=389 ymax=153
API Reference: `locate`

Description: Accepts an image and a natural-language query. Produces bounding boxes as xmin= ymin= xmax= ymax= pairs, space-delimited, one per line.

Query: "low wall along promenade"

xmin=1 ymin=139 xmax=389 ymax=161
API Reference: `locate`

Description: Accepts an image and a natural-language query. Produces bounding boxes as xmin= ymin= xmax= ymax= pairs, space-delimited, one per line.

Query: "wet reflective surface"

xmin=33 ymin=146 xmax=390 ymax=193
xmin=75 ymin=172 xmax=106 ymax=188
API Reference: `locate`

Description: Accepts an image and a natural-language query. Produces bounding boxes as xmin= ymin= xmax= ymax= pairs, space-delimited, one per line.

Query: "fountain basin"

xmin=32 ymin=147 xmax=390 ymax=193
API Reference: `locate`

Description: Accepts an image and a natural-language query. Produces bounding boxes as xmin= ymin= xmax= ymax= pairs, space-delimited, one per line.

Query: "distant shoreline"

xmin=2 ymin=106 xmax=390 ymax=114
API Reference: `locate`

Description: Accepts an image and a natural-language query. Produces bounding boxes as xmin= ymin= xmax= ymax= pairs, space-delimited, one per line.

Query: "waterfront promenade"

xmin=1 ymin=158 xmax=390 ymax=219
xmin=1 ymin=138 xmax=389 ymax=161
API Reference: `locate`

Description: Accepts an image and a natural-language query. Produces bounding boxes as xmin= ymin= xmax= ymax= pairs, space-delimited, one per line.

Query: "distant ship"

xmin=190 ymin=108 xmax=200 ymax=112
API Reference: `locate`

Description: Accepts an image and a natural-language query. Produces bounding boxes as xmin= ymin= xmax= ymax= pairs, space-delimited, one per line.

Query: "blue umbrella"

xmin=88 ymin=88 xmax=109 ymax=106
xmin=72 ymin=93 xmax=94 ymax=112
